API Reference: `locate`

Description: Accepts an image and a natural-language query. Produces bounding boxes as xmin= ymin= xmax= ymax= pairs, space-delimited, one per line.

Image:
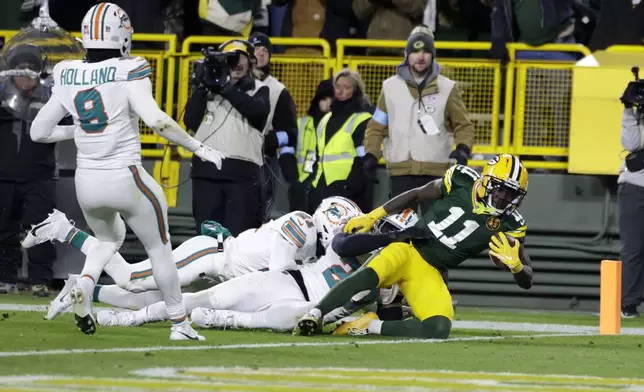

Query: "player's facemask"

xmin=476 ymin=154 xmax=528 ymax=217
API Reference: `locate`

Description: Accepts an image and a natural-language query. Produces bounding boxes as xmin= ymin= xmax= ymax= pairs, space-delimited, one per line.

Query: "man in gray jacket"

xmin=618 ymin=105 xmax=644 ymax=318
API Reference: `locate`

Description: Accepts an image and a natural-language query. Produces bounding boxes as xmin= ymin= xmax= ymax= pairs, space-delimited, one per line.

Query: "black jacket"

xmin=491 ymin=0 xmax=575 ymax=49
xmin=0 ymin=107 xmax=58 ymax=182
xmin=319 ymin=96 xmax=373 ymax=191
xmin=184 ymin=76 xmax=270 ymax=181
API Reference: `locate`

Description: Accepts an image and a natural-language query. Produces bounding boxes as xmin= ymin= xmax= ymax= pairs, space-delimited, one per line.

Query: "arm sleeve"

xmin=364 ymin=89 xmax=389 ymax=159
xmin=621 ymin=108 xmax=643 ymax=151
xmin=445 ymin=85 xmax=475 ymax=149
xmin=219 ymin=84 xmax=270 ymax=132
xmin=126 ymin=78 xmax=201 ymax=152
xmin=273 ymin=88 xmax=298 ymax=151
xmin=183 ymin=87 xmax=209 ymax=132
xmin=30 ymin=96 xmax=74 ymax=143
xmin=352 ymin=117 xmax=368 ymax=151
xmin=268 ymin=236 xmax=299 ymax=271
xmin=331 ymin=232 xmax=393 ymax=257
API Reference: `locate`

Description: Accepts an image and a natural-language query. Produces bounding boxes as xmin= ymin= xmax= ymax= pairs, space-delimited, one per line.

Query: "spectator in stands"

xmin=320 ymin=0 xmax=366 ymax=54
xmin=280 ymin=0 xmax=325 ymax=55
xmin=309 ymin=68 xmax=373 ymax=213
xmin=198 ymin=0 xmax=258 ymax=37
xmin=490 ymin=0 xmax=576 ymax=62
xmin=617 ymin=98 xmax=644 ymax=318
xmin=184 ymin=40 xmax=270 ymax=236
xmin=248 ymin=32 xmax=299 ymax=220
xmin=290 ymin=78 xmax=334 ymax=213
xmin=363 ymin=31 xmax=474 ymax=208
xmin=353 ymin=0 xmax=428 ymax=56
xmin=0 ymin=45 xmax=61 ymax=296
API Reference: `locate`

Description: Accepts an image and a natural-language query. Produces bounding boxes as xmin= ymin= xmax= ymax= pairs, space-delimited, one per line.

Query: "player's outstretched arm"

xmin=344 ymin=179 xmax=442 ymax=234
xmin=30 ymin=96 xmax=75 ymax=143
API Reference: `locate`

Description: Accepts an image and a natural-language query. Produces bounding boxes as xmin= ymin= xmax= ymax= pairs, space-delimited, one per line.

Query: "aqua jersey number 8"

xmin=74 ymin=88 xmax=108 ymax=133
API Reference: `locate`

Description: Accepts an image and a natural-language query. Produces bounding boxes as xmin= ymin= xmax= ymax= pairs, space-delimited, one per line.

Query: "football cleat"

xmin=293 ymin=312 xmax=320 ymax=336
xmin=191 ymin=308 xmax=237 ymax=330
xmin=170 ymin=321 xmax=206 ymax=341
xmin=96 ymin=310 xmax=141 ymax=327
xmin=70 ymin=285 xmax=96 ymax=335
xmin=333 ymin=311 xmax=379 ymax=336
xmin=45 ymin=274 xmax=78 ymax=320
xmin=22 ymin=209 xmax=71 ymax=249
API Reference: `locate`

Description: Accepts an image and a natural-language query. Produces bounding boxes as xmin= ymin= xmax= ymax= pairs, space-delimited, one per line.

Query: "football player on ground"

xmin=29 ymin=3 xmax=225 ymax=340
xmin=294 ymin=154 xmax=534 ymax=339
xmin=27 ymin=208 xmax=326 ymax=320
xmin=94 ymin=197 xmax=368 ymax=329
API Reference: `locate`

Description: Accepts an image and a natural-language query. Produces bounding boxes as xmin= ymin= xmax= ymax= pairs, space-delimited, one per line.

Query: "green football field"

xmin=1 ymin=293 xmax=644 ymax=391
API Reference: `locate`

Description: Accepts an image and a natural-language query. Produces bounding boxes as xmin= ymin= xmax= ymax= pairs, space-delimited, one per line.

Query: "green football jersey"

xmin=413 ymin=165 xmax=527 ymax=270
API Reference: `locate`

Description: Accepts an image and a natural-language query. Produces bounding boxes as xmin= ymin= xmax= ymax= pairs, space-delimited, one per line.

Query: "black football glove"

xmin=363 ymin=153 xmax=379 ymax=180
xmin=388 ymin=227 xmax=432 ymax=243
xmin=449 ymin=143 xmax=471 ymax=166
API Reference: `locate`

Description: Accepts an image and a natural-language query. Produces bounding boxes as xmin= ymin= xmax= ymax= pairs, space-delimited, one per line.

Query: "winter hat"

xmin=405 ymin=32 xmax=436 ymax=59
xmin=248 ymin=32 xmax=273 ymax=56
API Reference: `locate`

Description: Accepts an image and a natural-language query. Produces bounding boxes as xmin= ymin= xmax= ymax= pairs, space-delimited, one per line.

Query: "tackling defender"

xmin=295 ymin=154 xmax=534 ymax=339
xmin=95 ymin=197 xmax=369 ymax=329
xmin=29 ymin=3 xmax=224 ymax=339
xmin=30 ymin=197 xmax=359 ymax=319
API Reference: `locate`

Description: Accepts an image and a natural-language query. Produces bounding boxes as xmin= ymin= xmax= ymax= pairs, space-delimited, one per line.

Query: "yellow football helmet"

xmin=476 ymin=154 xmax=528 ymax=216
xmin=218 ymin=39 xmax=255 ymax=62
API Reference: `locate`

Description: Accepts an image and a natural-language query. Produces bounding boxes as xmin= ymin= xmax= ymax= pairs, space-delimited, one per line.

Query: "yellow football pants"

xmin=367 ymin=242 xmax=454 ymax=321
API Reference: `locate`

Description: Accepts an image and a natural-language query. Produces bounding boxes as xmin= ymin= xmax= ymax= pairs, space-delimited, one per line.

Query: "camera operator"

xmin=184 ymin=40 xmax=270 ymax=237
xmin=0 ymin=45 xmax=62 ymax=296
xmin=248 ymin=32 xmax=298 ymax=218
xmin=618 ymin=74 xmax=644 ymax=318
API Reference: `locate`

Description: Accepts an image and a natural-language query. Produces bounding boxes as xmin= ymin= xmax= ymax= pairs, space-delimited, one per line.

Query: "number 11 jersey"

xmin=52 ymin=56 xmax=152 ymax=169
xmin=413 ymin=164 xmax=527 ymax=270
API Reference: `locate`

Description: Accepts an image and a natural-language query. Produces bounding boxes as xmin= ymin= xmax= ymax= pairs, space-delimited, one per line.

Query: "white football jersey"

xmin=301 ymin=246 xmax=362 ymax=303
xmin=223 ymin=211 xmax=318 ymax=277
xmin=51 ymin=56 xmax=152 ymax=169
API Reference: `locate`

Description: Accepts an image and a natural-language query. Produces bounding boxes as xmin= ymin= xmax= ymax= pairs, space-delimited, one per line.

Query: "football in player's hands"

xmin=489 ymin=232 xmax=518 ymax=270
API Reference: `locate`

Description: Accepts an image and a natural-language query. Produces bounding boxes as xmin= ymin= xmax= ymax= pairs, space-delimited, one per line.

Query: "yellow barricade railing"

xmin=175 ymin=36 xmax=333 ymax=159
xmin=504 ymin=43 xmax=590 ymax=169
xmin=0 ymin=31 xmax=625 ymax=173
xmin=0 ymin=30 xmax=176 ymax=158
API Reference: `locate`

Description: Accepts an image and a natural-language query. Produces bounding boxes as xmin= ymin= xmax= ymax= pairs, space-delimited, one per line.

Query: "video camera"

xmin=621 ymin=66 xmax=644 ymax=112
xmin=192 ymin=46 xmax=240 ymax=91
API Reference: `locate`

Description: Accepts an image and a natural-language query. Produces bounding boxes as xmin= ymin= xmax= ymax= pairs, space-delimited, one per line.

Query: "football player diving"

xmin=294 ymin=154 xmax=535 ymax=339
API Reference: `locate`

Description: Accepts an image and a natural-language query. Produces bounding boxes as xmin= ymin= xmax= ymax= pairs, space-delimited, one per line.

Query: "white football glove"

xmin=194 ymin=145 xmax=224 ymax=170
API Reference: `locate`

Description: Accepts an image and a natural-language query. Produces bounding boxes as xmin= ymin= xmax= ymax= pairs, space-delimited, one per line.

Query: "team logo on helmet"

xmin=117 ymin=8 xmax=132 ymax=31
xmin=486 ymin=216 xmax=501 ymax=231
xmin=487 ymin=156 xmax=500 ymax=165
xmin=324 ymin=203 xmax=348 ymax=225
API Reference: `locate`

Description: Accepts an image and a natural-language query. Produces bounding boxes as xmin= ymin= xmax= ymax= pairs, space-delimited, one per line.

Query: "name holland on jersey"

xmin=59 ymin=66 xmax=117 ymax=86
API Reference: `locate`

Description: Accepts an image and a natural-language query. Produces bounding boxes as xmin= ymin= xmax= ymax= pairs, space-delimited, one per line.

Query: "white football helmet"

xmin=81 ymin=3 xmax=133 ymax=56
xmin=374 ymin=208 xmax=419 ymax=234
xmin=313 ymin=196 xmax=362 ymax=248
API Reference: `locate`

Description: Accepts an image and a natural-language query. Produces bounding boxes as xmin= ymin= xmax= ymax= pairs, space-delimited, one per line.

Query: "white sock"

xmin=79 ymin=241 xmax=117 ymax=284
xmin=147 ymin=243 xmax=187 ymax=324
xmin=57 ymin=221 xmax=76 ymax=243
xmin=135 ymin=302 xmax=169 ymax=324
xmin=78 ymin=275 xmax=95 ymax=295
xmin=367 ymin=320 xmax=383 ymax=335
xmin=309 ymin=308 xmax=322 ymax=320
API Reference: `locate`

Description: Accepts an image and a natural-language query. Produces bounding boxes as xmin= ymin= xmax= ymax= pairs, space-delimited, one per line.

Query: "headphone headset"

xmin=217 ymin=39 xmax=256 ymax=63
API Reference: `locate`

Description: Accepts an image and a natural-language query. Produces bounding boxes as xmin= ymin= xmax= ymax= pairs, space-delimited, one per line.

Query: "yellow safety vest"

xmin=312 ymin=111 xmax=372 ymax=187
xmin=296 ymin=116 xmax=318 ymax=183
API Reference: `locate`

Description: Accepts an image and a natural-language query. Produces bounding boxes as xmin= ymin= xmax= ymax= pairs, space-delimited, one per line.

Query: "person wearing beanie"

xmin=289 ymin=78 xmax=334 ymax=213
xmin=363 ymin=32 xmax=475 ymax=209
xmin=248 ymin=32 xmax=299 ymax=219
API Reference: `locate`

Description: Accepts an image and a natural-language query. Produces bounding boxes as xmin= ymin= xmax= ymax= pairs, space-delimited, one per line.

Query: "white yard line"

xmin=0 ymin=333 xmax=589 ymax=358
xmin=453 ymin=320 xmax=644 ymax=335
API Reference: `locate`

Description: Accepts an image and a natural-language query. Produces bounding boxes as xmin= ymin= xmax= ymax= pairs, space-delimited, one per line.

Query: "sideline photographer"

xmin=618 ymin=67 xmax=644 ymax=318
xmin=184 ymin=40 xmax=270 ymax=236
